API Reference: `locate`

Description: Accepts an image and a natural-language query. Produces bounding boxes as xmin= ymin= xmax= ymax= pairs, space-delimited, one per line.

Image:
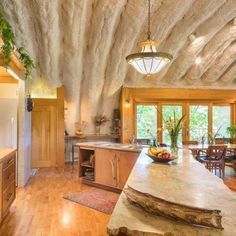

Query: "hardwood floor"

xmin=0 ymin=163 xmax=236 ymax=236
xmin=0 ymin=165 xmax=110 ymax=236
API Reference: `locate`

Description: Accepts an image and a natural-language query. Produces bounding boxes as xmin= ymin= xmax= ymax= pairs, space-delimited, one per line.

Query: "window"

xmin=162 ymin=105 xmax=182 ymax=145
xmin=136 ymin=105 xmax=157 ymax=138
xmin=135 ymin=103 xmax=232 ymax=144
xmin=189 ymin=105 xmax=208 ymax=142
xmin=213 ymin=106 xmax=231 ymax=138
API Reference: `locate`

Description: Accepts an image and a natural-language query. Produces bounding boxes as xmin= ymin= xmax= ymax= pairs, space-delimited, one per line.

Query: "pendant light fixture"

xmin=126 ymin=0 xmax=173 ymax=75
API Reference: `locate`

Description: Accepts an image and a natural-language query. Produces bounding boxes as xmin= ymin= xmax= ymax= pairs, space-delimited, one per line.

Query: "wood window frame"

xmin=121 ymin=88 xmax=236 ymax=144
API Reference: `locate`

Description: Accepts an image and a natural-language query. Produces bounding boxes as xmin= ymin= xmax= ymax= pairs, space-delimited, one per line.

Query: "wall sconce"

xmin=124 ymin=99 xmax=131 ymax=108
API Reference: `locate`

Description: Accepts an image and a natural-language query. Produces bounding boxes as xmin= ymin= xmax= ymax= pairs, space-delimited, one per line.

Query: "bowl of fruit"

xmin=146 ymin=146 xmax=177 ymax=163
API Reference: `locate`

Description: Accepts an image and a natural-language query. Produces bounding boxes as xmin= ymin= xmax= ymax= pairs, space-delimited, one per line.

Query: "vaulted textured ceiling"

xmin=1 ymin=0 xmax=236 ymax=133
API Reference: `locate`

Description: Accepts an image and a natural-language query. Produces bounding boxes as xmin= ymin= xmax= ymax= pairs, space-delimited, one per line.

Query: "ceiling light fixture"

xmin=126 ymin=0 xmax=173 ymax=75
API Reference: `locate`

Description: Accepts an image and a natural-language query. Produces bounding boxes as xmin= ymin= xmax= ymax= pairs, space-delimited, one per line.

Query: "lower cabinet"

xmin=95 ymin=148 xmax=139 ymax=190
xmin=0 ymin=149 xmax=16 ymax=223
xmin=95 ymin=149 xmax=117 ymax=187
xmin=116 ymin=151 xmax=138 ymax=189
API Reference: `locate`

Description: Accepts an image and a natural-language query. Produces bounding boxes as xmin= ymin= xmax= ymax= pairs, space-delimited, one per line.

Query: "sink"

xmin=95 ymin=143 xmax=113 ymax=147
xmin=95 ymin=143 xmax=144 ymax=150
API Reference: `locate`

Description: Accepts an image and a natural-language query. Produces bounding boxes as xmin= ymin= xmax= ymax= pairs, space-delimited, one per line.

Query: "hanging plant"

xmin=0 ymin=12 xmax=35 ymax=79
xmin=16 ymin=47 xmax=35 ymax=79
xmin=0 ymin=13 xmax=15 ymax=66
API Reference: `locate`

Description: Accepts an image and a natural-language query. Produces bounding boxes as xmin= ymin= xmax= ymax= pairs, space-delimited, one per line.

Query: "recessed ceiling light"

xmin=189 ymin=34 xmax=196 ymax=42
xmin=230 ymin=18 xmax=236 ymax=35
xmin=195 ymin=57 xmax=202 ymax=64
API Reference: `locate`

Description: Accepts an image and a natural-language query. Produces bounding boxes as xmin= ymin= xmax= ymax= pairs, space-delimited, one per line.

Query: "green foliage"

xmin=136 ymin=105 xmax=157 ymax=138
xmin=208 ymin=126 xmax=221 ymax=144
xmin=0 ymin=14 xmax=15 ymax=66
xmin=136 ymin=104 xmax=231 ymax=144
xmin=227 ymin=124 xmax=236 ymax=138
xmin=16 ymin=47 xmax=35 ymax=79
xmin=162 ymin=105 xmax=182 ymax=144
xmin=189 ymin=105 xmax=208 ymax=141
xmin=0 ymin=13 xmax=34 ymax=79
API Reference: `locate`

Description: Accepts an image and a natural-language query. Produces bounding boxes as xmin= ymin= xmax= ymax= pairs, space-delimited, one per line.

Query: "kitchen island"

xmin=75 ymin=142 xmax=142 ymax=192
xmin=107 ymin=147 xmax=236 ymax=236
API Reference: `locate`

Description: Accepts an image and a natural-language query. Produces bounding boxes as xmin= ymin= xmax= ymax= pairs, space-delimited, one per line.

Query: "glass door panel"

xmin=189 ymin=105 xmax=208 ymax=142
xmin=136 ymin=105 xmax=157 ymax=138
xmin=213 ymin=106 xmax=231 ymax=138
xmin=162 ymin=105 xmax=183 ymax=145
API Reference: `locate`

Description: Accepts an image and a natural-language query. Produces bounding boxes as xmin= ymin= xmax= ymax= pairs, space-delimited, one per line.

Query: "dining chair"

xmin=215 ymin=139 xmax=225 ymax=144
xmin=199 ymin=145 xmax=227 ymax=179
xmin=136 ymin=138 xmax=150 ymax=145
xmin=225 ymin=148 xmax=236 ymax=171
xmin=159 ymin=143 xmax=167 ymax=147
xmin=182 ymin=140 xmax=199 ymax=145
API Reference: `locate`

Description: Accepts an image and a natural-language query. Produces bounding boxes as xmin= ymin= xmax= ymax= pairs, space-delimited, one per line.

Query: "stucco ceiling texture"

xmin=1 ymin=0 xmax=236 ymax=132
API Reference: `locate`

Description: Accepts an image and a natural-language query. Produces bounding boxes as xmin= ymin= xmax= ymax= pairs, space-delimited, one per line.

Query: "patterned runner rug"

xmin=63 ymin=188 xmax=119 ymax=214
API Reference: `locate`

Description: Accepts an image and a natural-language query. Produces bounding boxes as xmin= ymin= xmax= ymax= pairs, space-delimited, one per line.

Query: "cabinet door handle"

xmin=109 ymin=158 xmax=116 ymax=180
xmin=116 ymin=156 xmax=120 ymax=186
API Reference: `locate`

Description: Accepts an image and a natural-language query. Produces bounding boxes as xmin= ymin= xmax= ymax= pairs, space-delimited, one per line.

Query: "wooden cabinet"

xmin=0 ymin=149 xmax=16 ymax=223
xmin=116 ymin=151 xmax=138 ymax=189
xmin=95 ymin=148 xmax=139 ymax=190
xmin=95 ymin=149 xmax=117 ymax=187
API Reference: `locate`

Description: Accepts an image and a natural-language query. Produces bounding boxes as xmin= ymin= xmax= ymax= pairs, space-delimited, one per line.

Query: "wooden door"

xmin=95 ymin=148 xmax=117 ymax=187
xmin=31 ymin=105 xmax=57 ymax=167
xmin=116 ymin=151 xmax=138 ymax=189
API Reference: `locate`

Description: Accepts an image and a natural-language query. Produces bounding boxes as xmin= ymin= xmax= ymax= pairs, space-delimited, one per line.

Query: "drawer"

xmin=3 ymin=162 xmax=15 ymax=190
xmin=3 ymin=153 xmax=15 ymax=169
xmin=2 ymin=181 xmax=15 ymax=215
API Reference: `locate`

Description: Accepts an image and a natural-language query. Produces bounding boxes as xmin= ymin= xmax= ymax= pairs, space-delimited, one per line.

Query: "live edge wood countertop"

xmin=107 ymin=147 xmax=236 ymax=236
xmin=0 ymin=148 xmax=16 ymax=161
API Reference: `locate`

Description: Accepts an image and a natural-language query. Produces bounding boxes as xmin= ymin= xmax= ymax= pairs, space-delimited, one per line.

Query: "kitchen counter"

xmin=75 ymin=141 xmax=142 ymax=153
xmin=0 ymin=148 xmax=16 ymax=161
xmin=75 ymin=142 xmax=141 ymax=191
xmin=107 ymin=147 xmax=236 ymax=236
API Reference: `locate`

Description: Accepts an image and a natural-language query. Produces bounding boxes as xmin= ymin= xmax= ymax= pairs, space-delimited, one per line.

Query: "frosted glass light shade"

xmin=126 ymin=40 xmax=173 ymax=75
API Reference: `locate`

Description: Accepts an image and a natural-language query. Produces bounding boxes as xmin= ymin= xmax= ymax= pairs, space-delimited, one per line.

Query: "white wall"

xmin=18 ymin=80 xmax=31 ymax=186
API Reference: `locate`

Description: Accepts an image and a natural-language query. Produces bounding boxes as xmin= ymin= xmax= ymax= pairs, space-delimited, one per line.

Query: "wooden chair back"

xmin=215 ymin=139 xmax=225 ymax=144
xmin=183 ymin=140 xmax=199 ymax=145
xmin=136 ymin=138 xmax=150 ymax=145
xmin=159 ymin=143 xmax=167 ymax=147
xmin=207 ymin=145 xmax=227 ymax=161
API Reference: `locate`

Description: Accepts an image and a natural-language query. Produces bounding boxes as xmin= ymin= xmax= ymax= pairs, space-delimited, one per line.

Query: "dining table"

xmin=187 ymin=143 xmax=236 ymax=151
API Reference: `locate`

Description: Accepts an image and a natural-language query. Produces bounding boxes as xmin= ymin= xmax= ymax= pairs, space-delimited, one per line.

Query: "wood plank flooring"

xmin=0 ymin=165 xmax=110 ymax=236
xmin=0 ymin=163 xmax=236 ymax=236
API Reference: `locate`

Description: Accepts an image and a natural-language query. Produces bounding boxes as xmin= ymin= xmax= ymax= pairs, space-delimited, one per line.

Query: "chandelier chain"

xmin=147 ymin=0 xmax=151 ymax=39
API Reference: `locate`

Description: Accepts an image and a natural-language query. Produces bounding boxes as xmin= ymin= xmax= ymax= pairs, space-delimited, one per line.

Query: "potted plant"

xmin=208 ymin=127 xmax=221 ymax=144
xmin=227 ymin=124 xmax=236 ymax=144
xmin=163 ymin=112 xmax=185 ymax=151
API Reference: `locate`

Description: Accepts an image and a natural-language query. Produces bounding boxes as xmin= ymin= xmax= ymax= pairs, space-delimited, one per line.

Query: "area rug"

xmin=63 ymin=188 xmax=119 ymax=214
